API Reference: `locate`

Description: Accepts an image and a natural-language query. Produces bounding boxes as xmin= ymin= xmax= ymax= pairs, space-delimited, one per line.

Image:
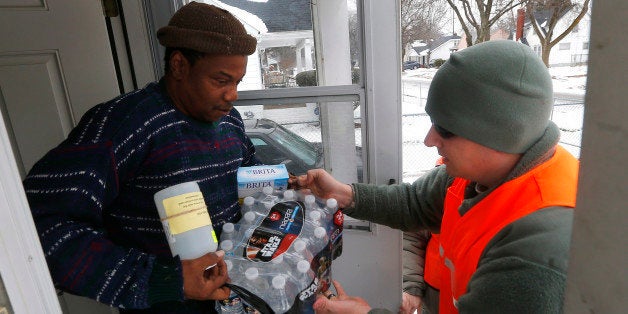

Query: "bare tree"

xmin=445 ymin=0 xmax=525 ymax=46
xmin=525 ymin=0 xmax=591 ymax=66
xmin=401 ymin=0 xmax=449 ymax=53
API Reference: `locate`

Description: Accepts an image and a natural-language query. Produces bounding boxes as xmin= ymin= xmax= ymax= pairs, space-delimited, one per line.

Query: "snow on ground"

xmin=402 ymin=65 xmax=588 ymax=95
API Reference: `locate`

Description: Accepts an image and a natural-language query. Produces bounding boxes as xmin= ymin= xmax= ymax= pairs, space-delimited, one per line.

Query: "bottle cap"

xmin=297 ymin=260 xmax=311 ymax=273
xmin=314 ymin=227 xmax=326 ymax=239
xmin=304 ymin=194 xmax=315 ymax=205
xmin=271 ymin=254 xmax=284 ymax=264
xmin=272 ymin=275 xmax=286 ymax=289
xmin=309 ymin=210 xmax=321 ymax=222
xmin=244 ymin=211 xmax=256 ymax=223
xmin=283 ymin=189 xmax=295 ymax=200
xmin=326 ymin=198 xmax=338 ymax=210
xmin=222 ymin=222 xmax=235 ymax=233
xmin=244 ymin=196 xmax=255 ymax=206
xmin=294 ymin=239 xmax=307 ymax=252
xmin=263 ymin=186 xmax=274 ymax=195
xmin=220 ymin=240 xmax=233 ymax=251
xmin=245 ymin=267 xmax=259 ymax=280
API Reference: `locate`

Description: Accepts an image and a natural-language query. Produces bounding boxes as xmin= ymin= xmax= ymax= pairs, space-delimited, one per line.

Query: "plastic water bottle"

xmin=296 ymin=259 xmax=314 ymax=284
xmin=269 ymin=275 xmax=292 ymax=313
xmin=239 ymin=211 xmax=257 ymax=239
xmin=261 ymin=186 xmax=278 ymax=207
xmin=292 ymin=239 xmax=312 ymax=263
xmin=244 ymin=267 xmax=269 ymax=294
xmin=220 ymin=239 xmax=235 ymax=255
xmin=305 ymin=194 xmax=327 ymax=222
xmin=269 ymin=254 xmax=287 ymax=275
xmin=310 ymin=226 xmax=328 ymax=253
xmin=304 ymin=194 xmax=316 ymax=209
xmin=222 ymin=222 xmax=236 ymax=241
xmin=242 ymin=196 xmax=255 ymax=214
xmin=309 ymin=210 xmax=323 ymax=227
xmin=283 ymin=189 xmax=295 ymax=201
xmin=217 ymin=260 xmax=246 ymax=314
xmin=324 ymin=198 xmax=338 ymax=218
xmin=153 ymin=181 xmax=218 ymax=259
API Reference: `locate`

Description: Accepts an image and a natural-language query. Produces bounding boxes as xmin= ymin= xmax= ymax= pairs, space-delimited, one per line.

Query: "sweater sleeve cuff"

xmin=148 ymin=257 xmax=184 ymax=305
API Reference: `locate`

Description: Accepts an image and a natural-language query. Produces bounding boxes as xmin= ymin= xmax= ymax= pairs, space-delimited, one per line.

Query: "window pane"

xmin=400 ymin=2 xmax=590 ymax=183
xmin=236 ymin=100 xmax=363 ymax=182
xmin=214 ymin=0 xmax=360 ymax=90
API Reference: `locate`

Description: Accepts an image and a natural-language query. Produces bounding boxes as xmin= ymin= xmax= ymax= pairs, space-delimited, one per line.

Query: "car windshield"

xmin=267 ymin=124 xmax=319 ymax=166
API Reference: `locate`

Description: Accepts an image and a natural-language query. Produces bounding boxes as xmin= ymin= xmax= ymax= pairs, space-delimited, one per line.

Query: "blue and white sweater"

xmin=23 ymin=80 xmax=258 ymax=310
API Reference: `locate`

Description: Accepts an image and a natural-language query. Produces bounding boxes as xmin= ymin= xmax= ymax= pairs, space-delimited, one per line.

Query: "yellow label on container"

xmin=162 ymin=192 xmax=212 ymax=235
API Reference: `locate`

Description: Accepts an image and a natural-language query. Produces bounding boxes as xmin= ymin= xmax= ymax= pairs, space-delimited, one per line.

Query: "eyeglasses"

xmin=433 ymin=124 xmax=455 ymax=139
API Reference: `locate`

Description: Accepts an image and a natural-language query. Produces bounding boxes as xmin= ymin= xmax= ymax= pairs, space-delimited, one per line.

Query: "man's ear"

xmin=169 ymin=51 xmax=189 ymax=80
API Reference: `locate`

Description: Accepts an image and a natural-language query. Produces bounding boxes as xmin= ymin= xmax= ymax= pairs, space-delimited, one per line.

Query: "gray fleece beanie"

xmin=157 ymin=1 xmax=257 ymax=55
xmin=425 ymin=40 xmax=553 ymax=153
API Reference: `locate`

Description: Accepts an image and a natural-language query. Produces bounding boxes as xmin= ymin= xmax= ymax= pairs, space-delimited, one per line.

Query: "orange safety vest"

xmin=424 ymin=234 xmax=442 ymax=289
xmin=438 ymin=146 xmax=578 ymax=313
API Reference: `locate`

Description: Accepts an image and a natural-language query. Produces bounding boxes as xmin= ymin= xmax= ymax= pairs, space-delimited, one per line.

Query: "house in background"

xmin=403 ymin=34 xmax=460 ymax=68
xmin=428 ymin=34 xmax=461 ymax=65
xmin=209 ymin=0 xmax=320 ymax=123
xmin=204 ymin=0 xmax=267 ymax=91
xmin=404 ymin=41 xmax=429 ymax=66
xmin=457 ymin=28 xmax=511 ymax=50
xmin=522 ymin=6 xmax=591 ymax=67
xmin=218 ymin=0 xmax=315 ymax=88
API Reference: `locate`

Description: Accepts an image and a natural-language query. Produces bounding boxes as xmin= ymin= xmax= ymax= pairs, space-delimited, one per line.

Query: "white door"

xmin=0 ymin=1 xmax=120 ymax=313
xmin=0 ymin=0 xmax=120 ymax=177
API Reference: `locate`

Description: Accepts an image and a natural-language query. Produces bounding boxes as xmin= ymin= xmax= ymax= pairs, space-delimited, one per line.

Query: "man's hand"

xmin=181 ymin=250 xmax=230 ymax=300
xmin=290 ymin=169 xmax=354 ymax=208
xmin=313 ymin=280 xmax=371 ymax=314
xmin=399 ymin=292 xmax=422 ymax=314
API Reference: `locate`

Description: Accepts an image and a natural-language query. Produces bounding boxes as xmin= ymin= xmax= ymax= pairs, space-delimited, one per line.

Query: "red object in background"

xmin=435 ymin=157 xmax=445 ymax=166
xmin=516 ymin=8 xmax=525 ymax=41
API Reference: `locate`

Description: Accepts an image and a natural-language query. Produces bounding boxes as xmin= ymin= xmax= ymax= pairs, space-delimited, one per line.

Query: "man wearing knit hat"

xmin=293 ymin=40 xmax=579 ymax=313
xmin=24 ymin=2 xmax=259 ymax=312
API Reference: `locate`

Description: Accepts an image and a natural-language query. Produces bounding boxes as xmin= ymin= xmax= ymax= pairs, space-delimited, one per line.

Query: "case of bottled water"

xmin=217 ymin=187 xmax=344 ymax=314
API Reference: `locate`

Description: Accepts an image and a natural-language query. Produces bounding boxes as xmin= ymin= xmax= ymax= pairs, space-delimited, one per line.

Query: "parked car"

xmin=244 ymin=118 xmax=363 ymax=181
xmin=403 ymin=60 xmax=421 ymax=70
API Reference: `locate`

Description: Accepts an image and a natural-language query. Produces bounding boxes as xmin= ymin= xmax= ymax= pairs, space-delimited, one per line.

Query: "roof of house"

xmin=219 ymin=0 xmax=312 ymax=32
xmin=412 ymin=45 xmax=430 ymax=55
xmin=525 ymin=6 xmax=572 ymax=34
xmin=428 ymin=34 xmax=461 ymax=50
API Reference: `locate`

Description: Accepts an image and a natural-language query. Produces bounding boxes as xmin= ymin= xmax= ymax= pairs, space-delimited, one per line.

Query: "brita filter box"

xmin=237 ymin=164 xmax=289 ymax=201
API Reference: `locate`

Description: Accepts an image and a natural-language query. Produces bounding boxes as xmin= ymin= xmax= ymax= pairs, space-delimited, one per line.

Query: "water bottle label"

xmin=218 ymin=294 xmax=245 ymax=311
xmin=245 ymin=201 xmax=305 ymax=262
xmin=161 ymin=192 xmax=213 ymax=235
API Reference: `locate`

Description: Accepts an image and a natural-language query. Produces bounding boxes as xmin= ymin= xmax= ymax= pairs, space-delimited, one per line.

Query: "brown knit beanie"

xmin=157 ymin=1 xmax=257 ymax=55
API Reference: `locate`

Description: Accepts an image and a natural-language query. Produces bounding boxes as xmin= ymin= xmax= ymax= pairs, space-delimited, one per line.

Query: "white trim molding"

xmin=0 ymin=110 xmax=61 ymax=313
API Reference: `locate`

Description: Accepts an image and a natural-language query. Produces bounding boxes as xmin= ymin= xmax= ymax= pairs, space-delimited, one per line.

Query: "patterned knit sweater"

xmin=23 ymin=80 xmax=258 ymax=311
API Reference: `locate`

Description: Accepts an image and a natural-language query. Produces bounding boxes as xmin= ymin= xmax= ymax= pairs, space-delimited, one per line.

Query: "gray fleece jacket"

xmin=345 ymin=123 xmax=575 ymax=314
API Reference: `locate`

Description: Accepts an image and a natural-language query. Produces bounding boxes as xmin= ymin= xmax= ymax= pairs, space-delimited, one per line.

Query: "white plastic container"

xmin=154 ymin=181 xmax=218 ymax=259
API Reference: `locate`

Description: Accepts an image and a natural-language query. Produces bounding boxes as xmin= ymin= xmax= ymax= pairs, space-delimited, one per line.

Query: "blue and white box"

xmin=237 ymin=164 xmax=289 ymax=201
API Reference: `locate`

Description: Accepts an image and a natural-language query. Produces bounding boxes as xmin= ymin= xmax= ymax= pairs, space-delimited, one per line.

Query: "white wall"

xmin=563 ymin=0 xmax=628 ymax=312
xmin=430 ymin=40 xmax=456 ymax=61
